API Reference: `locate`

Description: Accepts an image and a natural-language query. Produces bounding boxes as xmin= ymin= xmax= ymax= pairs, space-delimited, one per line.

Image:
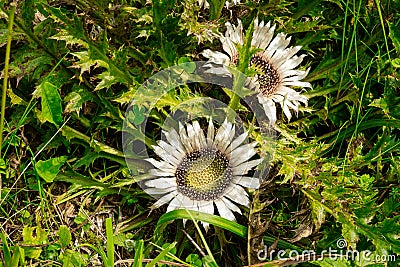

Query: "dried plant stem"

xmin=0 ymin=4 xmax=16 ymax=197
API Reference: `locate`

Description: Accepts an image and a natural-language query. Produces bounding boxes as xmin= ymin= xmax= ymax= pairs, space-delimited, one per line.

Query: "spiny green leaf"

xmin=8 ymin=50 xmax=53 ymax=81
xmin=72 ymin=151 xmax=102 ymax=169
xmin=70 ymin=51 xmax=108 ymax=75
xmin=95 ymin=71 xmax=126 ymax=91
xmin=48 ymin=6 xmax=87 ymax=40
xmin=369 ymin=97 xmax=390 ymax=114
xmin=285 ymin=19 xmax=332 ymax=34
xmin=50 ymin=29 xmax=88 ymax=48
xmin=113 ymin=87 xmax=136 ymax=104
xmin=64 ymin=88 xmax=91 ymax=114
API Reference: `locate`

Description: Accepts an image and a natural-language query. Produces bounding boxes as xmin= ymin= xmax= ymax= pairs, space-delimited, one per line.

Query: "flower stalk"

xmin=228 ymin=19 xmax=255 ymax=112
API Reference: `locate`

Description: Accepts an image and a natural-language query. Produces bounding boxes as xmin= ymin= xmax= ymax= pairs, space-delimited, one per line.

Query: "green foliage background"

xmin=0 ymin=0 xmax=399 ymax=266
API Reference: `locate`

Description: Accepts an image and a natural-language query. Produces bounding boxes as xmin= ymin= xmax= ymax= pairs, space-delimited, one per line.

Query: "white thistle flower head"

xmin=144 ymin=119 xmax=261 ymax=228
xmin=202 ymin=18 xmax=311 ymax=124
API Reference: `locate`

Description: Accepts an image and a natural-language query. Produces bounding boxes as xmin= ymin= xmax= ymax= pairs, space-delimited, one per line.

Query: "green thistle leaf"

xmin=40 ymin=81 xmax=63 ymax=126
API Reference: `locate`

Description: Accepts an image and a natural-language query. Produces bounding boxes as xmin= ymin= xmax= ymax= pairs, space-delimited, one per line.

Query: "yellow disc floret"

xmin=176 ymin=148 xmax=232 ymax=200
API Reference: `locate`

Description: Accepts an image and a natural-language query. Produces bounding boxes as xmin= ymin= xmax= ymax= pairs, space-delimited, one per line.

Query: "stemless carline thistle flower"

xmin=144 ymin=120 xmax=261 ymax=226
xmin=202 ymin=18 xmax=311 ymax=124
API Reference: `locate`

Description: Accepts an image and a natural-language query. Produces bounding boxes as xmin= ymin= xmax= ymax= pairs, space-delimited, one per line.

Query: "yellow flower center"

xmin=176 ymin=148 xmax=232 ymax=200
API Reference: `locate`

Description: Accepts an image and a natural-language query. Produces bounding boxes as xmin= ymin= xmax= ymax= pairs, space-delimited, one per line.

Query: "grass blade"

xmin=133 ymin=239 xmax=144 ymax=267
xmin=155 ymin=209 xmax=247 ymax=238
